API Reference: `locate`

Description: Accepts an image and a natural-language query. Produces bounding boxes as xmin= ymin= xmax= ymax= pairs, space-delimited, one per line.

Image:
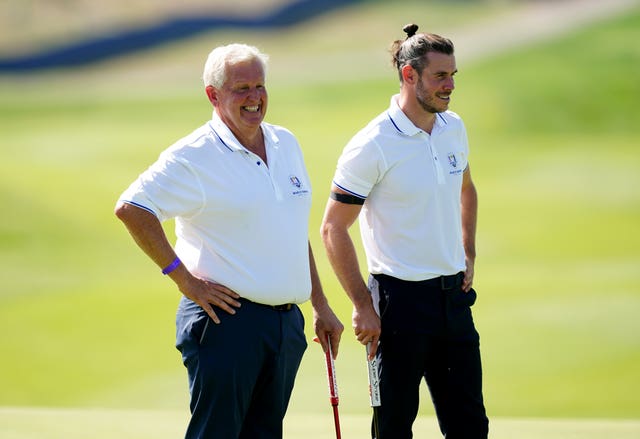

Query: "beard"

xmin=416 ymin=78 xmax=446 ymax=114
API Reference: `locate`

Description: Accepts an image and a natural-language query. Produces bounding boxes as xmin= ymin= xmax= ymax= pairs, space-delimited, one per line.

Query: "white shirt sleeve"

xmin=333 ymin=137 xmax=384 ymax=199
xmin=118 ymin=151 xmax=204 ymax=222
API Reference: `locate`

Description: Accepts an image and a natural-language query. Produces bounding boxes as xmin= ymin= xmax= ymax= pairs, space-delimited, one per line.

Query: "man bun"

xmin=403 ymin=23 xmax=419 ymax=38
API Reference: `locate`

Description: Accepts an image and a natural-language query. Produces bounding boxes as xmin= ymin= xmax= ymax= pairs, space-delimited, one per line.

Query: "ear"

xmin=205 ymin=85 xmax=217 ymax=106
xmin=401 ymin=64 xmax=417 ymax=84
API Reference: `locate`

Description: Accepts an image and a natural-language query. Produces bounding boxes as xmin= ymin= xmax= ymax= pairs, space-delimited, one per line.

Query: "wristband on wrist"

xmin=161 ymin=257 xmax=181 ymax=275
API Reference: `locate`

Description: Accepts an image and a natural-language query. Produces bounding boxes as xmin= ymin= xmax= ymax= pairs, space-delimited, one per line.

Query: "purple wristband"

xmin=162 ymin=257 xmax=181 ymax=275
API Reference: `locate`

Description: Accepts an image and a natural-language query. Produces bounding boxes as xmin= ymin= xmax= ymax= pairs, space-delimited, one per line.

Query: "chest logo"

xmin=289 ymin=175 xmax=309 ymax=196
xmin=447 ymin=153 xmax=458 ymax=168
xmin=447 ymin=152 xmax=464 ymax=175
xmin=290 ymin=175 xmax=302 ymax=188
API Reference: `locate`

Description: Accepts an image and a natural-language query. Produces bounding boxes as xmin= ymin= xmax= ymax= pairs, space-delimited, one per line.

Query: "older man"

xmin=115 ymin=43 xmax=343 ymax=439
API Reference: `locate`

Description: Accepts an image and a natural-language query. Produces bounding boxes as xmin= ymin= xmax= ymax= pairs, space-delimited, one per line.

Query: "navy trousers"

xmin=175 ymin=296 xmax=307 ymax=439
xmin=369 ymin=273 xmax=489 ymax=439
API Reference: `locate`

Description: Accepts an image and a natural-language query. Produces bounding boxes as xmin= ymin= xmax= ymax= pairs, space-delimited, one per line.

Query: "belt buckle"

xmin=273 ymin=303 xmax=293 ymax=311
xmin=440 ymin=274 xmax=458 ymax=291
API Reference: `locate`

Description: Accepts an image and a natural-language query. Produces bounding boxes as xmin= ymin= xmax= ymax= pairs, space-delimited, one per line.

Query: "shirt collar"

xmin=387 ymin=94 xmax=447 ymax=136
xmin=208 ymin=110 xmax=279 ymax=152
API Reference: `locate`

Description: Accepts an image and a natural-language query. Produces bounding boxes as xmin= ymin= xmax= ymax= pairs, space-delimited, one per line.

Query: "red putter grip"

xmin=315 ymin=336 xmax=339 ymax=406
xmin=314 ymin=336 xmax=342 ymax=439
xmin=325 ymin=347 xmax=339 ymax=406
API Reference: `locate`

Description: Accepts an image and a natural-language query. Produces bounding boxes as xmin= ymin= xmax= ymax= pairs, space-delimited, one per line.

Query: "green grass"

xmin=0 ymin=2 xmax=639 ymax=433
xmin=1 ymin=408 xmax=639 ymax=439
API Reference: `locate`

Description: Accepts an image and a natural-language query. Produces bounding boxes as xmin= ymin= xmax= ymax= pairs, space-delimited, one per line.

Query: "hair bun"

xmin=403 ymin=23 xmax=419 ymax=38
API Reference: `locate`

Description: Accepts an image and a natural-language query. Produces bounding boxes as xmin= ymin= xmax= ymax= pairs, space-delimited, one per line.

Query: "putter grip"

xmin=325 ymin=338 xmax=339 ymax=406
xmin=366 ymin=343 xmax=382 ymax=407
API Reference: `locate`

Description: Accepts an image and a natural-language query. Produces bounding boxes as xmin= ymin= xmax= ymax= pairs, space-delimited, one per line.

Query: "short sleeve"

xmin=332 ymin=138 xmax=384 ymax=199
xmin=118 ymin=152 xmax=204 ymax=222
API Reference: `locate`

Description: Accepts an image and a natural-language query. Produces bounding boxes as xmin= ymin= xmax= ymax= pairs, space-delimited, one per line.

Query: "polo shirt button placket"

xmin=424 ymin=135 xmax=445 ymax=185
xmin=249 ymin=152 xmax=282 ymax=201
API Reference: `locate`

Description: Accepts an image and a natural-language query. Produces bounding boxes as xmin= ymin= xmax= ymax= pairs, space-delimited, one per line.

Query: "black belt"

xmin=434 ymin=272 xmax=465 ymax=290
xmin=242 ymin=298 xmax=294 ymax=311
xmin=374 ymin=272 xmax=464 ymax=291
xmin=268 ymin=303 xmax=294 ymax=311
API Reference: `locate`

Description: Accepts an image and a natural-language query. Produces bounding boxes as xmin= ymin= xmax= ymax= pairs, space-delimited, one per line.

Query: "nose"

xmin=248 ymin=86 xmax=265 ymax=100
xmin=444 ymin=76 xmax=455 ymax=90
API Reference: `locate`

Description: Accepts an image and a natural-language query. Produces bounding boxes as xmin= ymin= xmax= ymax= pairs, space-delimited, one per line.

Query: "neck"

xmin=415 ymin=113 xmax=436 ymax=134
xmin=240 ymin=129 xmax=267 ymax=163
xmin=399 ymin=96 xmax=437 ymax=133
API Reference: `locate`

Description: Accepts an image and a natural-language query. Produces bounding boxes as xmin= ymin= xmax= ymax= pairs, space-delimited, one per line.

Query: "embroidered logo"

xmin=289 ymin=175 xmax=309 ymax=196
xmin=289 ymin=175 xmax=302 ymax=188
xmin=448 ymin=153 xmax=457 ymax=168
xmin=447 ymin=152 xmax=463 ymax=175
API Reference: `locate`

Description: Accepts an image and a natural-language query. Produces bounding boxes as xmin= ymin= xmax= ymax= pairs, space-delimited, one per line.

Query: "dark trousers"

xmin=369 ymin=273 xmax=489 ymax=439
xmin=175 ymin=296 xmax=307 ymax=439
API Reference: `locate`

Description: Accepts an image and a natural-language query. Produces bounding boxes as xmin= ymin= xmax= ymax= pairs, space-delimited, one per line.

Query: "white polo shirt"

xmin=119 ymin=111 xmax=313 ymax=305
xmin=333 ymin=95 xmax=469 ymax=281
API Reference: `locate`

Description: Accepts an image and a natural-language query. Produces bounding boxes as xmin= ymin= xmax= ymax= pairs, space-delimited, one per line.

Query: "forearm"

xmin=321 ymin=197 xmax=379 ymax=355
xmin=321 ymin=225 xmax=371 ymax=310
xmin=461 ymin=181 xmax=478 ymax=261
xmin=308 ymin=243 xmax=330 ymax=311
xmin=114 ymin=202 xmax=194 ymax=286
xmin=308 ymin=242 xmax=344 ymax=356
xmin=115 ymin=203 xmax=175 ymax=264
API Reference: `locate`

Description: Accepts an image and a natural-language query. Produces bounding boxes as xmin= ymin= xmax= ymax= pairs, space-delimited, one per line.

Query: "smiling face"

xmin=410 ymin=51 xmax=457 ymax=114
xmin=206 ymin=58 xmax=267 ymax=141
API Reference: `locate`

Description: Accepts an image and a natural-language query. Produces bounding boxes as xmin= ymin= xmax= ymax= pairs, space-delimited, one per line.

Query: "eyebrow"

xmin=434 ymin=69 xmax=458 ymax=76
xmin=230 ymin=81 xmax=264 ymax=89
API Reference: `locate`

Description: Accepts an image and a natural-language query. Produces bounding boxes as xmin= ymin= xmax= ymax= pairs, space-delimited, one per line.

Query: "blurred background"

xmin=1 ymin=0 xmax=639 ymax=437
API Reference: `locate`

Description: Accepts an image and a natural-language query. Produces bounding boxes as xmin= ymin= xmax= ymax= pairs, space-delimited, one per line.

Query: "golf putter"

xmin=366 ymin=342 xmax=382 ymax=439
xmin=315 ymin=336 xmax=341 ymax=439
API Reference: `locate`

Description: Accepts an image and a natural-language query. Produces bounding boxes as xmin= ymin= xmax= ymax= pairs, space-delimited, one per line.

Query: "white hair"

xmin=202 ymin=43 xmax=269 ymax=88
